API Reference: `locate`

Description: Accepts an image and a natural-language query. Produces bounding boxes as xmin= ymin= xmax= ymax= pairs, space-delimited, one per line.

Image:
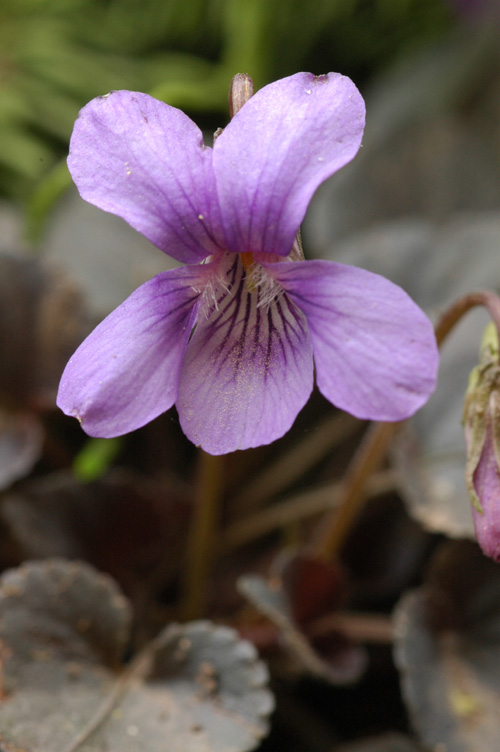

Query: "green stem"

xmin=181 ymin=450 xmax=225 ymax=620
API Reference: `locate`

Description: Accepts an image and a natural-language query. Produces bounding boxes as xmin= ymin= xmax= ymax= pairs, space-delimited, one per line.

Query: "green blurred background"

xmin=1 ymin=0 xmax=453 ymax=216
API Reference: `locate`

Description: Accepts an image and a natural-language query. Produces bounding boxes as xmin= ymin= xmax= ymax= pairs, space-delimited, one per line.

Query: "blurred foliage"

xmin=0 ymin=0 xmax=451 ymax=205
xmin=73 ymin=436 xmax=123 ymax=482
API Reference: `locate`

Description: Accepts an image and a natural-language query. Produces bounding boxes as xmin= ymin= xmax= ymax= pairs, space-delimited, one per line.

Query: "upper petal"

xmin=68 ymin=91 xmax=223 ymax=264
xmin=213 ymin=72 xmax=365 ymax=257
xmin=176 ymin=255 xmax=314 ymax=454
xmin=57 ymin=264 xmax=210 ymax=437
xmin=265 ymin=260 xmax=439 ymax=421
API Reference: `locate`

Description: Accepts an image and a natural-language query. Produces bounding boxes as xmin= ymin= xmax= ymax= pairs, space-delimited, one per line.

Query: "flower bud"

xmin=463 ymin=322 xmax=500 ymax=560
xmin=228 ymin=73 xmax=254 ymax=118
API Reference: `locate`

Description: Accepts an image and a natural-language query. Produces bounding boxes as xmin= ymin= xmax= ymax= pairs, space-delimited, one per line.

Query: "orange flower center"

xmin=240 ymin=252 xmax=255 ymax=270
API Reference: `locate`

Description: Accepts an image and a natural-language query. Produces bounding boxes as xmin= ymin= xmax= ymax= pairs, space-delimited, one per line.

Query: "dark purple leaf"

xmin=0 ymin=559 xmax=131 ymax=751
xmin=238 ymin=567 xmax=366 ymax=685
xmin=394 ymin=541 xmax=500 ymax=751
xmin=0 ymin=411 xmax=43 ymax=490
xmin=0 ymin=560 xmax=273 ymax=752
xmin=0 ymin=252 xmax=90 ymax=409
xmin=1 ymin=469 xmax=190 ymax=605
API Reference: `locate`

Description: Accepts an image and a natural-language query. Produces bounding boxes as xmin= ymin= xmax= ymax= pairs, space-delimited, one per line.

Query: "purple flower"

xmin=57 ymin=72 xmax=439 ymax=455
xmin=464 ymin=323 xmax=500 ymax=561
xmin=468 ymin=420 xmax=500 ymax=561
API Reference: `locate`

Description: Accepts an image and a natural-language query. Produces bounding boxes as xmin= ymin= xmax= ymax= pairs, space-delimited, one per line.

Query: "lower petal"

xmin=57 ymin=265 xmax=207 ymax=437
xmin=265 ymin=260 xmax=439 ymax=421
xmin=176 ymin=257 xmax=313 ymax=454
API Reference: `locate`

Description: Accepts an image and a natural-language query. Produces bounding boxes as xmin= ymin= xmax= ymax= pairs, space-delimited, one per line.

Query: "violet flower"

xmin=58 ymin=72 xmax=439 ymax=455
xmin=464 ymin=322 xmax=500 ymax=561
xmin=468 ymin=420 xmax=500 ymax=561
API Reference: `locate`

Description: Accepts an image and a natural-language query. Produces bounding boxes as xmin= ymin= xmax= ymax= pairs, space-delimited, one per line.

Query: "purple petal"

xmin=57 ymin=265 xmax=210 ymax=437
xmin=266 ymin=260 xmax=439 ymax=421
xmin=213 ymin=72 xmax=365 ymax=257
xmin=176 ymin=256 xmax=313 ymax=454
xmin=471 ymin=423 xmax=500 ymax=562
xmin=68 ymin=91 xmax=223 ymax=264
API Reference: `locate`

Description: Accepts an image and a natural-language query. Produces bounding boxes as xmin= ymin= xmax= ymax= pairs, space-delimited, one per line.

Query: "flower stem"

xmin=434 ymin=290 xmax=500 ymax=352
xmin=308 ymin=610 xmax=393 ymax=644
xmin=309 ymin=289 xmax=500 ymax=562
xmin=181 ymin=450 xmax=225 ymax=620
xmin=223 ymin=469 xmax=396 ymax=552
xmin=309 ymin=420 xmax=400 ymax=561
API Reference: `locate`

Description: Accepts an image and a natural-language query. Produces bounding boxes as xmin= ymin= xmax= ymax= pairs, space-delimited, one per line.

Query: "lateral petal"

xmin=176 ymin=256 xmax=313 ymax=454
xmin=266 ymin=260 xmax=439 ymax=421
xmin=68 ymin=91 xmax=223 ymax=264
xmin=57 ymin=265 xmax=209 ymax=437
